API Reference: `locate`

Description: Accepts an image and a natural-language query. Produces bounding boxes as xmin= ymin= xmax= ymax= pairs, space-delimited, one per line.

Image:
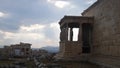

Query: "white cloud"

xmin=0 ymin=12 xmax=6 ymax=17
xmin=20 ymin=24 xmax=45 ymax=32
xmin=55 ymin=1 xmax=70 ymax=8
xmin=0 ymin=23 xmax=60 ymax=48
xmin=85 ymin=0 xmax=97 ymax=4
xmin=0 ymin=12 xmax=9 ymax=18
xmin=4 ymin=32 xmax=15 ymax=39
xmin=50 ymin=22 xmax=59 ymax=29
xmin=0 ymin=30 xmax=4 ymax=34
xmin=47 ymin=0 xmax=70 ymax=8
xmin=50 ymin=22 xmax=60 ymax=39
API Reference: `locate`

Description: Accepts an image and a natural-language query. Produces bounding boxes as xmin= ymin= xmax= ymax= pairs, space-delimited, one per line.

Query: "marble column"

xmin=78 ymin=24 xmax=82 ymax=42
xmin=65 ymin=27 xmax=68 ymax=41
xmin=70 ymin=28 xmax=73 ymax=41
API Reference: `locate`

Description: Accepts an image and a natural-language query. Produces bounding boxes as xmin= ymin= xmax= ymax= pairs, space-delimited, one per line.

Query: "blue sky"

xmin=0 ymin=0 xmax=97 ymax=48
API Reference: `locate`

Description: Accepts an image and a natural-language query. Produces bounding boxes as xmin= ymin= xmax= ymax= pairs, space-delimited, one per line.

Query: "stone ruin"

xmin=56 ymin=0 xmax=120 ymax=68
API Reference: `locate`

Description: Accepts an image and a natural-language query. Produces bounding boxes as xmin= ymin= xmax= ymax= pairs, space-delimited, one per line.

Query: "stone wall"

xmin=82 ymin=0 xmax=120 ymax=57
xmin=82 ymin=0 xmax=120 ymax=67
xmin=59 ymin=41 xmax=82 ymax=58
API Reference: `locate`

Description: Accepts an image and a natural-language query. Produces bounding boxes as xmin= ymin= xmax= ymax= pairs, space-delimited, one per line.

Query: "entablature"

xmin=59 ymin=16 xmax=94 ymax=28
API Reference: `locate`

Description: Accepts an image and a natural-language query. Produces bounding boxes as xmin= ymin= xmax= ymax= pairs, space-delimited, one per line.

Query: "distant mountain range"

xmin=32 ymin=46 xmax=59 ymax=53
xmin=41 ymin=46 xmax=59 ymax=53
xmin=0 ymin=45 xmax=4 ymax=48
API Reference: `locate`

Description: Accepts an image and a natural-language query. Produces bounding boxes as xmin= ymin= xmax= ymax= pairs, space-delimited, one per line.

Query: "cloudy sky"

xmin=0 ymin=0 xmax=97 ymax=48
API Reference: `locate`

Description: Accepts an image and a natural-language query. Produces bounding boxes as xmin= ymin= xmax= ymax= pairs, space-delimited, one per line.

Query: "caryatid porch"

xmin=58 ymin=16 xmax=94 ymax=59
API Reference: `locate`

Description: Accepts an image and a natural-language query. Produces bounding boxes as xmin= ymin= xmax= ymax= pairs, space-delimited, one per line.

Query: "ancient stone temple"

xmin=58 ymin=16 xmax=94 ymax=59
xmin=57 ymin=0 xmax=120 ymax=68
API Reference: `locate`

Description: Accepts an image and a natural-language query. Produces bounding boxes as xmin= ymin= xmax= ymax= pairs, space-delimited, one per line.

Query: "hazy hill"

xmin=41 ymin=46 xmax=59 ymax=53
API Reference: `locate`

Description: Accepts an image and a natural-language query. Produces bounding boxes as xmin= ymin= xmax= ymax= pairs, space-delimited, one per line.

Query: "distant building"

xmin=32 ymin=49 xmax=48 ymax=57
xmin=0 ymin=48 xmax=4 ymax=59
xmin=3 ymin=42 xmax=32 ymax=58
xmin=11 ymin=42 xmax=32 ymax=58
